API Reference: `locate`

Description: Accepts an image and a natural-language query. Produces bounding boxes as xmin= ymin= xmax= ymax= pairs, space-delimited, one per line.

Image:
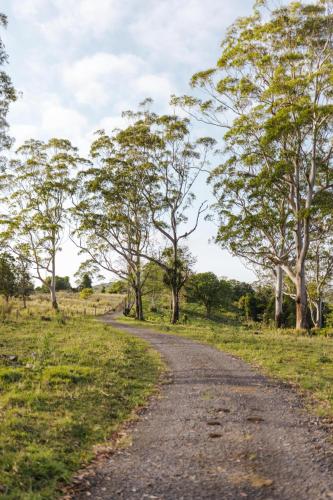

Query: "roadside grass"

xmin=0 ymin=315 xmax=162 ymax=499
xmin=121 ymin=304 xmax=333 ymax=419
xmin=0 ymin=291 xmax=124 ymax=321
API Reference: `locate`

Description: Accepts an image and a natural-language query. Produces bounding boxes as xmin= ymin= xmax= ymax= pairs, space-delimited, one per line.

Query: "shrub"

xmin=79 ymin=288 xmax=93 ymax=300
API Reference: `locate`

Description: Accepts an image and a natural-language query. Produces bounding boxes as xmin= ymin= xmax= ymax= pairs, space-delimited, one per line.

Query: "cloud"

xmin=8 ymin=91 xmax=89 ymax=151
xmin=136 ymin=74 xmax=174 ymax=103
xmin=62 ymin=51 xmax=176 ymax=111
xmin=97 ymin=115 xmax=128 ymax=134
xmin=62 ymin=52 xmax=145 ymax=106
xmin=129 ymin=0 xmax=249 ymax=66
xmin=12 ymin=0 xmax=125 ymax=41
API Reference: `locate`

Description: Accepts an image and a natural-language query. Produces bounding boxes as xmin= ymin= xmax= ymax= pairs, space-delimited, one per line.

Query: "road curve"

xmin=73 ymin=317 xmax=333 ymax=500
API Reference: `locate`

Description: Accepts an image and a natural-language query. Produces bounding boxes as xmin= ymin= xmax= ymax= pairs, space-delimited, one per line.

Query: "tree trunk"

xmin=50 ymin=285 xmax=58 ymax=310
xmin=275 ymin=266 xmax=283 ymax=328
xmin=22 ymin=294 xmax=27 ymax=309
xmin=50 ymin=262 xmax=58 ymax=310
xmin=295 ymin=265 xmax=308 ymax=330
xmin=135 ymin=288 xmax=144 ymax=321
xmin=314 ymin=298 xmax=323 ymax=329
xmin=171 ymin=286 xmax=180 ymax=324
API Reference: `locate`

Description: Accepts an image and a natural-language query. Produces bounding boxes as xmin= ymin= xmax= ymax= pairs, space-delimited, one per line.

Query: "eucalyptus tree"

xmin=0 ymin=14 xmax=16 ymax=156
xmin=72 ymin=118 xmax=159 ymax=321
xmin=306 ymin=203 xmax=333 ymax=327
xmin=140 ymin=113 xmax=215 ymax=323
xmin=5 ymin=138 xmax=83 ymax=309
xmin=211 ymin=163 xmax=293 ymax=327
xmin=174 ymin=0 xmax=333 ymax=329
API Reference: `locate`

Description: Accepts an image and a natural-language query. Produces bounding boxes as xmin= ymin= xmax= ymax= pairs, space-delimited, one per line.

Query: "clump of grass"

xmin=0 ymin=316 xmax=162 ymax=499
xmin=0 ymin=367 xmax=23 ymax=383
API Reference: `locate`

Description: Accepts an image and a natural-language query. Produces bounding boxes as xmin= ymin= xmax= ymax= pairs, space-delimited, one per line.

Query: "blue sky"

xmin=2 ymin=0 xmax=257 ymax=284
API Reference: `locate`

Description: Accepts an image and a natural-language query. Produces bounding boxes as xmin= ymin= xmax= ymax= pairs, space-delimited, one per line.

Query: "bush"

xmin=79 ymin=288 xmax=93 ymax=300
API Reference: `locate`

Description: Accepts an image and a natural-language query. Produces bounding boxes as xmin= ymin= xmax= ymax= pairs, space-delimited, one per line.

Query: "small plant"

xmin=79 ymin=288 xmax=93 ymax=300
xmin=56 ymin=311 xmax=67 ymax=325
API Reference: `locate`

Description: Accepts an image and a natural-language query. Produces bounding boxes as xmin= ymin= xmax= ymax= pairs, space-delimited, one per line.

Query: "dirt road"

xmin=73 ymin=317 xmax=333 ymax=499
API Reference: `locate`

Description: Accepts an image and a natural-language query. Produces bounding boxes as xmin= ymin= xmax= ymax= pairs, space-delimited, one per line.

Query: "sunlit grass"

xmin=0 ymin=315 xmax=162 ymax=499
xmin=0 ymin=291 xmax=124 ymax=321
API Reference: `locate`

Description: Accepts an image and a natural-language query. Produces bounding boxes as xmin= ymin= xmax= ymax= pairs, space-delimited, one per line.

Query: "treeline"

xmin=0 ymin=252 xmax=100 ymax=305
xmin=0 ymin=1 xmax=332 ymax=329
xmin=111 ymin=268 xmax=332 ymax=328
xmin=174 ymin=1 xmax=333 ymax=329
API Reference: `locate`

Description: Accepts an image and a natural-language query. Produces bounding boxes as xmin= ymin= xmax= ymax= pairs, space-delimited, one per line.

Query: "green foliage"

xmin=41 ymin=276 xmax=72 ymax=292
xmin=238 ymin=293 xmax=258 ymax=321
xmin=79 ymin=288 xmax=93 ymax=300
xmin=79 ymin=273 xmax=92 ymax=290
xmin=183 ymin=0 xmax=333 ymax=329
xmin=0 ymin=13 xmax=16 ymax=152
xmin=161 ymin=247 xmax=194 ymax=295
xmin=0 ymin=316 xmax=162 ymax=498
xmin=0 ymin=252 xmax=17 ymax=300
xmin=185 ymin=272 xmax=231 ymax=317
xmin=109 ymin=280 xmax=127 ymax=294
xmin=73 ymin=104 xmax=214 ymax=323
xmin=4 ymin=138 xmax=86 ymax=309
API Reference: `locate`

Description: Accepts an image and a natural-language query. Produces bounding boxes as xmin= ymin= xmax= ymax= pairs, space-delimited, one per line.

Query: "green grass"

xmin=121 ymin=305 xmax=333 ymax=419
xmin=0 ymin=315 xmax=162 ymax=499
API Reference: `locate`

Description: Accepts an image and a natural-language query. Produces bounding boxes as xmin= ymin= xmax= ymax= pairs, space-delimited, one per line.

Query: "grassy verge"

xmin=0 ymin=315 xmax=162 ymax=499
xmin=121 ymin=310 xmax=333 ymax=419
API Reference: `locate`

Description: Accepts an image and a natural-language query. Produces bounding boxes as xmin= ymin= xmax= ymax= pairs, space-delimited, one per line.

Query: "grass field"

xmin=0 ymin=291 xmax=125 ymax=321
xmin=0 ymin=313 xmax=162 ymax=499
xmin=122 ymin=304 xmax=333 ymax=419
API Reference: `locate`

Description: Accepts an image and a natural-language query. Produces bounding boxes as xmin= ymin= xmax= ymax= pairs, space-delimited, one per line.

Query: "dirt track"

xmin=72 ymin=317 xmax=333 ymax=499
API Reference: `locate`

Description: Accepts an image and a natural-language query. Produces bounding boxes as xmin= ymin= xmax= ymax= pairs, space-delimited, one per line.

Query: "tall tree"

xmin=4 ymin=139 xmax=84 ymax=309
xmin=73 ymin=117 xmax=156 ymax=320
xmin=0 ymin=14 xmax=16 ymax=156
xmin=306 ymin=205 xmax=333 ymax=327
xmin=175 ymin=0 xmax=333 ymax=329
xmin=209 ymin=163 xmax=293 ymax=327
xmin=141 ymin=113 xmax=215 ymax=323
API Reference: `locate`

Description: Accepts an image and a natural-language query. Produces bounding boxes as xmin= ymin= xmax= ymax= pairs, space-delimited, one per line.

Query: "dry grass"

xmin=0 ymin=292 xmax=124 ymax=321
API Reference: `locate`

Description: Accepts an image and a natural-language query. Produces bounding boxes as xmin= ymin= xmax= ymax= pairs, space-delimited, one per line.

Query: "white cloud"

xmin=8 ymin=91 xmax=89 ymax=152
xmin=12 ymin=0 xmax=45 ymax=18
xmin=63 ymin=51 xmax=176 ymax=111
xmin=136 ymin=74 xmax=174 ymax=103
xmin=12 ymin=0 xmax=125 ymax=41
xmin=130 ymin=0 xmax=248 ymax=66
xmin=63 ymin=52 xmax=145 ymax=106
xmin=97 ymin=115 xmax=128 ymax=134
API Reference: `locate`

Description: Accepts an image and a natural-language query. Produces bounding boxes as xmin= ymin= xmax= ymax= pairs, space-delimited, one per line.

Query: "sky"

xmin=2 ymin=0 xmax=258 ymax=285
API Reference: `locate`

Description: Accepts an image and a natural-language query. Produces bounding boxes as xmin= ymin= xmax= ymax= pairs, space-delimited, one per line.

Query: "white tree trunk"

xmin=275 ymin=266 xmax=283 ymax=328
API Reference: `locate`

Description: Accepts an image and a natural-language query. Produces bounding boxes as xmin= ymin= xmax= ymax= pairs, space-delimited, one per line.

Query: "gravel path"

xmin=72 ymin=317 xmax=333 ymax=500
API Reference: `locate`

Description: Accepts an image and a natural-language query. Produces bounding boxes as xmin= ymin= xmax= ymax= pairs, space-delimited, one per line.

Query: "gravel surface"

xmin=71 ymin=317 xmax=333 ymax=500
